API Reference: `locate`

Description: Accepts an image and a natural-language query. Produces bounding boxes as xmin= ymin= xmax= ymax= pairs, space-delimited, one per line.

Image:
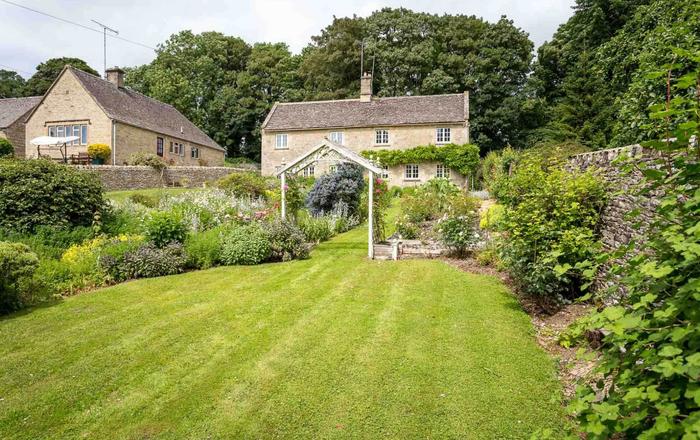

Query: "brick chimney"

xmin=105 ymin=67 xmax=125 ymax=88
xmin=360 ymin=72 xmax=372 ymax=102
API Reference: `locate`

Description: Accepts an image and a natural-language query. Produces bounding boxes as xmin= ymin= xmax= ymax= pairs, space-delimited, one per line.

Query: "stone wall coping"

xmin=569 ymin=144 xmax=644 ymax=160
xmin=70 ymin=164 xmax=257 ymax=173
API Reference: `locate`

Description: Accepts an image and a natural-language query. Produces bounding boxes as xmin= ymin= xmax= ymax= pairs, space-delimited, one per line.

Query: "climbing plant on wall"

xmin=361 ymin=143 xmax=480 ymax=176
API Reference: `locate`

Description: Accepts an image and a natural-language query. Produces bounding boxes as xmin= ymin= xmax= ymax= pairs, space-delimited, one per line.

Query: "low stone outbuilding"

xmin=23 ymin=66 xmax=225 ymax=166
xmin=0 ymin=96 xmax=42 ymax=158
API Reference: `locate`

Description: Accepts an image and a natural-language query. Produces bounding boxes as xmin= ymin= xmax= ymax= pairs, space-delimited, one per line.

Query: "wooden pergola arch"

xmin=275 ymin=138 xmax=383 ymax=259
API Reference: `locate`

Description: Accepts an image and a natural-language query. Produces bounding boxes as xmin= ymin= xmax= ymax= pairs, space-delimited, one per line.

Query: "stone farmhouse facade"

xmin=261 ymin=74 xmax=470 ymax=187
xmin=23 ymin=66 xmax=224 ymax=165
xmin=0 ymin=96 xmax=42 ymax=158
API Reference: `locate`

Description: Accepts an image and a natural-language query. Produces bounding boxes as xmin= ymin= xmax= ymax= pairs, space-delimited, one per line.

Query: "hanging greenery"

xmin=361 ymin=143 xmax=480 ymax=176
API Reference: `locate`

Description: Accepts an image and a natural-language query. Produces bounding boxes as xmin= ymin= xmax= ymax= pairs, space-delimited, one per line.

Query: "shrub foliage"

xmin=0 ymin=159 xmax=105 ymax=232
xmin=570 ymin=49 xmax=700 ymax=439
xmin=362 ymin=143 xmax=480 ymax=177
xmin=0 ymin=138 xmax=14 ymax=157
xmin=0 ymin=241 xmax=39 ymax=312
xmin=494 ymin=150 xmax=607 ymax=307
xmin=221 ymin=223 xmax=271 ymax=265
xmin=306 ymin=163 xmax=364 ymax=216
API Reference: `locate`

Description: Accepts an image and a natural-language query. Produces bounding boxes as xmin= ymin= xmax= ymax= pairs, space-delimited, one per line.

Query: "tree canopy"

xmin=23 ymin=57 xmax=99 ymax=97
xmin=529 ymin=0 xmax=700 ymax=149
xmin=0 ymin=70 xmax=25 ymax=98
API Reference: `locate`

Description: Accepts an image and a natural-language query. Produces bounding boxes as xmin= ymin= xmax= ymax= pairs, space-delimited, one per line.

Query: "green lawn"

xmin=0 ymin=225 xmax=566 ymax=439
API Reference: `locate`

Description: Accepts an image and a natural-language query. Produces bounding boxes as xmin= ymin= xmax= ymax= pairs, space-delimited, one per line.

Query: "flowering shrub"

xmin=220 ymin=223 xmax=271 ymax=265
xmin=159 ymin=189 xmax=266 ymax=231
xmin=87 ymin=143 xmax=111 ymax=161
xmin=394 ymin=215 xmax=419 ymax=239
xmin=144 ymin=211 xmax=188 ymax=247
xmin=436 ymin=215 xmax=479 ymax=257
xmin=306 ymin=163 xmax=364 ymax=216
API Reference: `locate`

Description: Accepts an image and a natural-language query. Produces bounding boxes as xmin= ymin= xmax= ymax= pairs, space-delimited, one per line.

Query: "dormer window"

xmin=436 ymin=127 xmax=451 ymax=144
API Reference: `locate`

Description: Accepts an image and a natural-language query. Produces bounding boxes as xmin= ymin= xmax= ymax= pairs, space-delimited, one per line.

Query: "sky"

xmin=0 ymin=0 xmax=575 ymax=78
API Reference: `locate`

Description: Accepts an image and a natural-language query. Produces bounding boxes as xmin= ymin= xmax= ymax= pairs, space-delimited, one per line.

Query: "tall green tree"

xmin=528 ymin=0 xmax=698 ymax=149
xmin=23 ymin=57 xmax=99 ymax=96
xmin=213 ymin=43 xmax=302 ymax=159
xmin=297 ymin=9 xmax=534 ymax=151
xmin=0 ymin=70 xmax=25 ymax=98
xmin=126 ymin=31 xmax=251 ymax=156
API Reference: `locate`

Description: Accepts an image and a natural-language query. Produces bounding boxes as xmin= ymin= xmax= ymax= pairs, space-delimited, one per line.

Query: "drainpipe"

xmin=111 ymin=121 xmax=117 ymax=165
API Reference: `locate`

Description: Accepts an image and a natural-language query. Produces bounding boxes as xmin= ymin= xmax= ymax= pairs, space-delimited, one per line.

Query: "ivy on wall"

xmin=361 ymin=143 xmax=480 ymax=176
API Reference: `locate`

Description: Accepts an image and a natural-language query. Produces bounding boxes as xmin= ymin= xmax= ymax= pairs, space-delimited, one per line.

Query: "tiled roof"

xmin=0 ymin=96 xmax=41 ymax=129
xmin=262 ymin=93 xmax=468 ymax=131
xmin=69 ymin=67 xmax=222 ymax=151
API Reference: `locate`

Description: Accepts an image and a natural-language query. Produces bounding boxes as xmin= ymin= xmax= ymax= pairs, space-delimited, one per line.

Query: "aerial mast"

xmin=91 ymin=19 xmax=119 ymax=77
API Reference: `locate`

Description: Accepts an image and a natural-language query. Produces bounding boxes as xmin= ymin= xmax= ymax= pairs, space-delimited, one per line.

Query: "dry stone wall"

xmin=568 ymin=145 xmax=663 ymax=296
xmin=73 ymin=165 xmax=258 ymax=191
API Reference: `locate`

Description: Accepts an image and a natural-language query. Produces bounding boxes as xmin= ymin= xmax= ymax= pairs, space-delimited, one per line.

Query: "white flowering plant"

xmin=435 ymin=214 xmax=479 ymax=257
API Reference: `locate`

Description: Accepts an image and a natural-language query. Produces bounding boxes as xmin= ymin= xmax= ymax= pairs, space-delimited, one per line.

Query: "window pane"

xmin=276 ymin=134 xmax=287 ymax=148
xmin=81 ymin=125 xmax=88 ymax=145
xmin=330 ymin=132 xmax=343 ymax=144
xmin=48 ymin=126 xmax=55 ymax=137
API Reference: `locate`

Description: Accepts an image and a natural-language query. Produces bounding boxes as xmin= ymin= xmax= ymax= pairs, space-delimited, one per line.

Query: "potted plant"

xmin=87 ymin=143 xmax=111 ymax=165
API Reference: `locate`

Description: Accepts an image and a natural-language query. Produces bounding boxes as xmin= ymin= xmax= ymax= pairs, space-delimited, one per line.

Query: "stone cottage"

xmin=260 ymin=73 xmax=469 ymax=186
xmin=0 ymin=96 xmax=42 ymax=158
xmin=24 ymin=66 xmax=224 ymax=165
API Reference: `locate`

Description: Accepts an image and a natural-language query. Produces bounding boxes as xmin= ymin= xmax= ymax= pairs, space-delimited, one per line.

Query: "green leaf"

xmin=640 ymin=262 xmax=674 ymax=278
xmin=659 ymin=346 xmax=682 ymax=358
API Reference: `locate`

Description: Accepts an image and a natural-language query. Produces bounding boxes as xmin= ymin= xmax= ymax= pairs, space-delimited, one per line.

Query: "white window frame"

xmin=275 ymin=133 xmax=288 ymax=149
xmin=303 ymin=165 xmax=315 ymax=177
xmin=436 ymin=127 xmax=451 ymax=144
xmin=375 ymin=129 xmax=389 ymax=145
xmin=329 ymin=131 xmax=344 ymax=145
xmin=329 ymin=164 xmax=338 ymax=173
xmin=191 ymin=147 xmax=200 ymax=159
xmin=380 ymin=165 xmax=389 ymax=179
xmin=436 ymin=164 xmax=450 ymax=179
xmin=405 ymin=164 xmax=419 ymax=180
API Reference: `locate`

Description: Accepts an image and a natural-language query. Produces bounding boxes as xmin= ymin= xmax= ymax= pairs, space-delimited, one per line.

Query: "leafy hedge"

xmin=0 ymin=138 xmax=13 ymax=157
xmin=570 ymin=49 xmax=700 ymax=439
xmin=0 ymin=159 xmax=105 ymax=232
xmin=361 ymin=143 xmax=480 ymax=176
xmin=494 ymin=149 xmax=607 ymax=308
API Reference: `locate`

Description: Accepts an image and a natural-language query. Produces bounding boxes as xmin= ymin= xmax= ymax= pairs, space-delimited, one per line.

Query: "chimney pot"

xmin=360 ymin=72 xmax=372 ymax=102
xmin=105 ymin=67 xmax=125 ymax=88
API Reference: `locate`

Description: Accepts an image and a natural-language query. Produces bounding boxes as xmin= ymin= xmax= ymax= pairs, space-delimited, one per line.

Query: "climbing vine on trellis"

xmin=361 ymin=143 xmax=480 ymax=176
